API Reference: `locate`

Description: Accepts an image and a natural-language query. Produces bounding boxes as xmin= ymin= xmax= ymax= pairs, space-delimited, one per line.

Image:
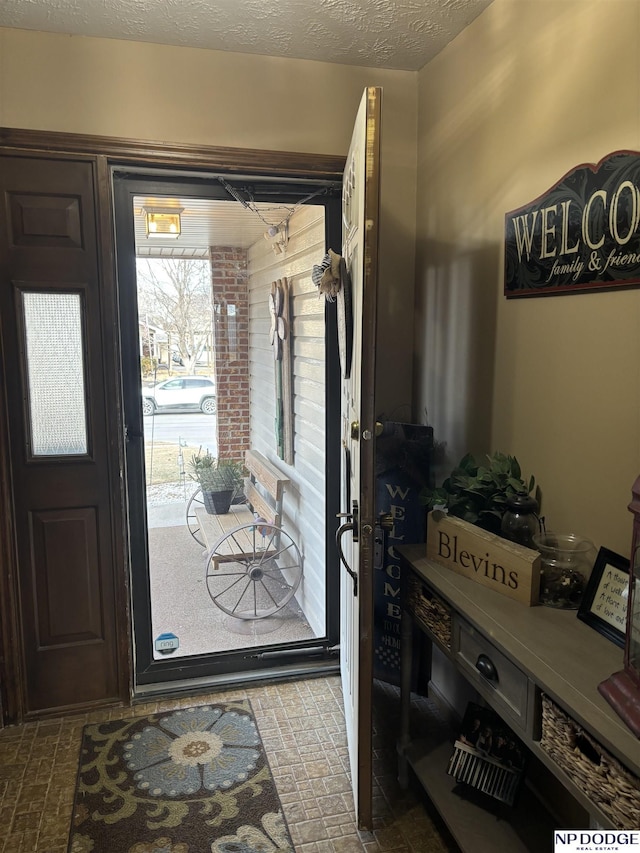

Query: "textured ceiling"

xmin=0 ymin=0 xmax=493 ymax=71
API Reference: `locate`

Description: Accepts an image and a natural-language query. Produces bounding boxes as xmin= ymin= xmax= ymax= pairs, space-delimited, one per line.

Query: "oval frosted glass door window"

xmin=22 ymin=292 xmax=88 ymax=456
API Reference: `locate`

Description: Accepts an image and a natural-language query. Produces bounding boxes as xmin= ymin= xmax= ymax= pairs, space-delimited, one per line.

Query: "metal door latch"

xmin=336 ymin=500 xmax=359 ymax=596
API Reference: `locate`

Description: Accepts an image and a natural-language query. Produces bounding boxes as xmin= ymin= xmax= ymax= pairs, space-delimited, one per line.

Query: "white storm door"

xmin=339 ymin=86 xmax=382 ymax=832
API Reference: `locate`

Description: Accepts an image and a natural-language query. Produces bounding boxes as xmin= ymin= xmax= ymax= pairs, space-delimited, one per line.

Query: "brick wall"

xmin=210 ymin=247 xmax=249 ymax=462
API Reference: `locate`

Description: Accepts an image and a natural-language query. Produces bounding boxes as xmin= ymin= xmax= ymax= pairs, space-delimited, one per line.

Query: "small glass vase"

xmin=533 ymin=532 xmax=596 ymax=609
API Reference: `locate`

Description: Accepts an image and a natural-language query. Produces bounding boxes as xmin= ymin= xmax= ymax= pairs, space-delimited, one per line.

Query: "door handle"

xmin=336 ymin=522 xmax=358 ymax=597
xmin=336 ymin=499 xmax=359 ymax=596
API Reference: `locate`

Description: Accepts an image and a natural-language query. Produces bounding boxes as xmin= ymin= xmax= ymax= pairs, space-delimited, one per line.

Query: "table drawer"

xmin=455 ymin=617 xmax=530 ymax=732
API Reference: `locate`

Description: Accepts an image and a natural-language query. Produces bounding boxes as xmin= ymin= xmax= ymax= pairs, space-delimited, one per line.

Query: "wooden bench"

xmin=196 ymin=449 xmax=290 ymax=567
xmin=243 ymin=449 xmax=289 ymax=528
xmin=199 ymin=451 xmax=302 ymax=618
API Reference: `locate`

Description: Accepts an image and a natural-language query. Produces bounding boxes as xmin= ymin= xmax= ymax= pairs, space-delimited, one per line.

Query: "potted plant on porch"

xmin=188 ymin=448 xmax=244 ymax=515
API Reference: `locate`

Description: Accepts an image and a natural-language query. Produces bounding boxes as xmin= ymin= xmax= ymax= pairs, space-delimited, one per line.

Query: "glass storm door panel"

xmin=113 ymin=174 xmax=338 ymax=687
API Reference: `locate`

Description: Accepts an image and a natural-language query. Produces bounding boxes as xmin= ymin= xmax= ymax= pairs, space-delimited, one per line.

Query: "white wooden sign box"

xmin=426 ymin=511 xmax=541 ymax=606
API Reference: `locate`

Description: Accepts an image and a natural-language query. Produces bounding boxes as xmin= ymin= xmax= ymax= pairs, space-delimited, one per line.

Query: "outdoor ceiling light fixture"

xmin=143 ymin=207 xmax=184 ymax=237
xmin=264 ymin=222 xmax=289 ymax=255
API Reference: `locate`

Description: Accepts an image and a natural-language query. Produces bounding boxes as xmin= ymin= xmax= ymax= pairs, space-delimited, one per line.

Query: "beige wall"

xmin=0 ymin=26 xmax=418 ymax=416
xmin=415 ymin=0 xmax=640 ymax=557
xmin=11 ymin=9 xmax=637 ymax=556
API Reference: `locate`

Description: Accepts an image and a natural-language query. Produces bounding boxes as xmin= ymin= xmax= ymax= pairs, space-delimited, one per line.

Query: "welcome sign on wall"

xmin=505 ymin=151 xmax=640 ymax=297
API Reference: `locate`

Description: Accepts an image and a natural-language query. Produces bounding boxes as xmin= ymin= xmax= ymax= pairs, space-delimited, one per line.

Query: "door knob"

xmin=351 ymin=421 xmax=385 ymax=441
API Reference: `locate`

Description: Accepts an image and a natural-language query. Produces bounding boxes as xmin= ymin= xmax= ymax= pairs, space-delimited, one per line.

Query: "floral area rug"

xmin=68 ymin=699 xmax=294 ymax=853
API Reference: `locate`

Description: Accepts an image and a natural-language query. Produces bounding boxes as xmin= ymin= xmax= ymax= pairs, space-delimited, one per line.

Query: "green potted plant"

xmin=420 ymin=451 xmax=536 ymax=536
xmin=188 ymin=448 xmax=244 ymax=515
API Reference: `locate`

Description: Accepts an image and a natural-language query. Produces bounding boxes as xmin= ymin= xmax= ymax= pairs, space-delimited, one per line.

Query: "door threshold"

xmin=133 ymin=658 xmax=340 ymax=701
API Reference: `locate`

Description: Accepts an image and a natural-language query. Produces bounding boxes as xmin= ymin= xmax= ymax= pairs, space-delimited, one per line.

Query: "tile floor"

xmin=0 ymin=676 xmax=457 ymax=853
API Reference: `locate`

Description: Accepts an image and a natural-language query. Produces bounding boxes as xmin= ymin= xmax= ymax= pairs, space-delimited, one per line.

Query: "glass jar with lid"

xmin=500 ymin=493 xmax=540 ymax=549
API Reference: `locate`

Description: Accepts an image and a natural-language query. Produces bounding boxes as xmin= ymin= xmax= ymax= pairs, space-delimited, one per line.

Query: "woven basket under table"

xmin=540 ymin=693 xmax=640 ymax=829
xmin=407 ymin=574 xmax=452 ymax=651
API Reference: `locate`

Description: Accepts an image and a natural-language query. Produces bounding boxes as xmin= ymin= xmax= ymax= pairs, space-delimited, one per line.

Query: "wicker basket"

xmin=540 ymin=693 xmax=640 ymax=828
xmin=407 ymin=574 xmax=452 ymax=651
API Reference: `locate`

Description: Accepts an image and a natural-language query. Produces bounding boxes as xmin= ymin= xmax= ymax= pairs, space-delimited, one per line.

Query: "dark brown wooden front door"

xmin=0 ymin=153 xmax=127 ymax=717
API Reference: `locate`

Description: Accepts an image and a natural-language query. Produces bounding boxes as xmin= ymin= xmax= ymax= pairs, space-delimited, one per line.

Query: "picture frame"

xmin=577 ymin=547 xmax=629 ymax=648
xmin=447 ymin=701 xmax=527 ymax=807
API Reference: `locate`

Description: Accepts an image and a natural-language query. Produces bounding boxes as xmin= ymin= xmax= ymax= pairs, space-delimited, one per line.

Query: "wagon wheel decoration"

xmin=185 ymin=486 xmax=206 ymax=547
xmin=205 ymin=521 xmax=303 ymax=619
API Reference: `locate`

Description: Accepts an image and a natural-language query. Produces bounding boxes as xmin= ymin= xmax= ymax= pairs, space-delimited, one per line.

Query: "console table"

xmin=398 ymin=544 xmax=640 ymax=852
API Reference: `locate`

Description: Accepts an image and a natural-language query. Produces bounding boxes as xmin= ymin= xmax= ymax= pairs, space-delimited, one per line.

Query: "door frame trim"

xmin=113 ymin=170 xmax=343 ymax=686
xmin=0 ymin=126 xmax=345 ymax=723
xmin=0 ymin=127 xmax=344 ymax=180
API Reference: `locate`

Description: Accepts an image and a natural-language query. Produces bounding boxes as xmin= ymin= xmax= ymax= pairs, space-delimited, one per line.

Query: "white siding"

xmin=247 ymin=205 xmax=327 ymax=637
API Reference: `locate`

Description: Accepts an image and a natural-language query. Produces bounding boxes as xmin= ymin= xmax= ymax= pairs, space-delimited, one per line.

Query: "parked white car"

xmin=142 ymin=376 xmax=217 ymax=415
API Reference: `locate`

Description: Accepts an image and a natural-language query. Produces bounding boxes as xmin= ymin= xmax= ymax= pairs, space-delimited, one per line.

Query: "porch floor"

xmin=148 ymin=490 xmax=316 ymax=660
